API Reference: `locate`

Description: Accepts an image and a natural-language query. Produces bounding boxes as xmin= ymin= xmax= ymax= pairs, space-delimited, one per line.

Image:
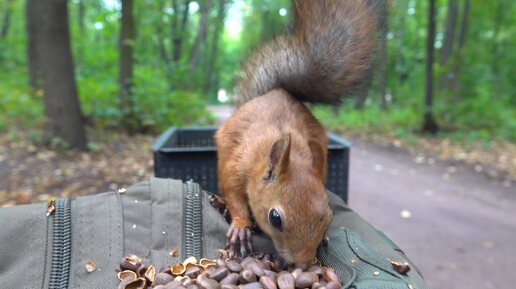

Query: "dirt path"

xmin=348 ymin=140 xmax=516 ymax=289
xmin=209 ymin=105 xmax=516 ymax=289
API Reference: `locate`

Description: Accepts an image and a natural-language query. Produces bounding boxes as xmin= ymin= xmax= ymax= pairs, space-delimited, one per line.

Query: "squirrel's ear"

xmin=308 ymin=139 xmax=326 ymax=180
xmin=263 ymin=134 xmax=291 ymax=182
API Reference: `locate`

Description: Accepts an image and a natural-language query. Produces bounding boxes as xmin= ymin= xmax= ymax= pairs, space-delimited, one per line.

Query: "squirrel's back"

xmin=238 ymin=0 xmax=376 ymax=104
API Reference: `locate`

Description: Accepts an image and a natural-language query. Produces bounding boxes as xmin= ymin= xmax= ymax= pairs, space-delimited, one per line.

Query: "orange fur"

xmin=215 ymin=89 xmax=332 ymax=268
xmin=215 ymin=0 xmax=375 ymax=268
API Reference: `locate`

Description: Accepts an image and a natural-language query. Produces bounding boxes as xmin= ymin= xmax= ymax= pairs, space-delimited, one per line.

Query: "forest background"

xmin=0 ymin=0 xmax=514 ymax=201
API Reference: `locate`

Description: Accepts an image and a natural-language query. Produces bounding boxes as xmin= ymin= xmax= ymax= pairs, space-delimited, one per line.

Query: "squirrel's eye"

xmin=268 ymin=208 xmax=283 ymax=231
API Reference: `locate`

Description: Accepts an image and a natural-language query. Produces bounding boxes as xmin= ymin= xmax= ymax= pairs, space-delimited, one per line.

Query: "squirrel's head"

xmin=249 ymin=134 xmax=333 ymax=269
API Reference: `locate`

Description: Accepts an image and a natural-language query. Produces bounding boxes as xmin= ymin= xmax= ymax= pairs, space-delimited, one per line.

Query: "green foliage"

xmin=132 ymin=66 xmax=215 ymax=130
xmin=314 ymin=95 xmax=515 ymax=144
xmin=313 ymin=100 xmax=420 ymax=135
xmin=0 ymin=69 xmax=43 ymax=129
xmin=340 ymin=0 xmax=516 ymax=143
xmin=0 ymin=0 xmax=514 ymax=145
xmin=240 ymin=0 xmax=291 ymax=58
xmin=48 ymin=136 xmax=71 ymax=150
xmin=0 ymin=0 xmax=216 ymax=134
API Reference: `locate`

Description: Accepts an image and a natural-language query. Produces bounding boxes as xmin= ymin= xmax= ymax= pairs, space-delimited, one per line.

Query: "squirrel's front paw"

xmin=226 ymin=218 xmax=252 ymax=258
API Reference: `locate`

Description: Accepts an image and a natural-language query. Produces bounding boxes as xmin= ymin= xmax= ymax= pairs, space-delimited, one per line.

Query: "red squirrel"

xmin=215 ymin=0 xmax=375 ymax=269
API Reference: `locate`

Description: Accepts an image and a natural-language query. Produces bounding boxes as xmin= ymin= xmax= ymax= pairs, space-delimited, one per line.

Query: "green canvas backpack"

xmin=0 ymin=178 xmax=428 ymax=289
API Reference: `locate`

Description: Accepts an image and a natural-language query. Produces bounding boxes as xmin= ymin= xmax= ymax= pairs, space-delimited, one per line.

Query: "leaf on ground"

xmin=400 ymin=210 xmax=412 ymax=219
xmin=0 ymin=130 xmax=154 ymax=206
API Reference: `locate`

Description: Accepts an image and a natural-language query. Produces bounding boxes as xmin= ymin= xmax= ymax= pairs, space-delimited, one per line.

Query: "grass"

xmin=313 ymin=99 xmax=515 ymax=147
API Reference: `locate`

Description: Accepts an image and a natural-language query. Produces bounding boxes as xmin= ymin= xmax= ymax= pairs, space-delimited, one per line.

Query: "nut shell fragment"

xmin=118 ymin=277 xmax=146 ymax=289
xmin=200 ymin=258 xmax=218 ymax=268
xmin=144 ymin=265 xmax=157 ymax=283
xmin=184 ymin=256 xmax=198 ymax=265
xmin=183 ymin=278 xmax=196 ymax=286
xmin=172 ymin=263 xmax=187 ymax=275
xmin=390 ymin=260 xmax=411 ymax=274
xmin=127 ymin=254 xmax=143 ymax=264
xmin=85 ymin=261 xmax=96 ymax=272
xmin=176 ymin=276 xmax=192 ymax=282
xmin=118 ymin=270 xmax=137 ymax=281
xmin=117 ymin=251 xmax=345 ymax=289
xmin=170 ymin=248 xmax=179 ymax=257
xmin=217 ymin=249 xmax=230 ymax=260
xmin=47 ymin=200 xmax=55 ymax=217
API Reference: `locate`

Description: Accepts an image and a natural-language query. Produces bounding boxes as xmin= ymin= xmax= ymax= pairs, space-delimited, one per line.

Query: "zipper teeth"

xmin=184 ymin=181 xmax=203 ymax=259
xmin=49 ymin=198 xmax=72 ymax=289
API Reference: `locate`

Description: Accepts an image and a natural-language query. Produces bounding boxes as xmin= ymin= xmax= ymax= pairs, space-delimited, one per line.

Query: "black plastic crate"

xmin=152 ymin=126 xmax=350 ymax=203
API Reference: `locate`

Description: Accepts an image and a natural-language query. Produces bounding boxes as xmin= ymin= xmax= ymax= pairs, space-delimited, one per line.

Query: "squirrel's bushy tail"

xmin=238 ymin=0 xmax=376 ymax=104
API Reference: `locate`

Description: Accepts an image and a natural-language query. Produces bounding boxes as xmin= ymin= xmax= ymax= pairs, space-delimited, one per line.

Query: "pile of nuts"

xmin=117 ymin=250 xmax=343 ymax=289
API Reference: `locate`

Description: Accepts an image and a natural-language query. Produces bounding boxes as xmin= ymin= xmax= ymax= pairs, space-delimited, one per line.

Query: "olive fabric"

xmin=0 ymin=178 xmax=428 ymax=289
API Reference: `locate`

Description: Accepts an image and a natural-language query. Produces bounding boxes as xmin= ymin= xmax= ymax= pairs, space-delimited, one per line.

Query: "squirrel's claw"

xmin=226 ymin=224 xmax=252 ymax=258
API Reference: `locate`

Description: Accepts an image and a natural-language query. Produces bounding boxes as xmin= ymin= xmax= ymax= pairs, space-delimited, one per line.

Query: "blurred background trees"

xmin=0 ymin=0 xmax=514 ymax=149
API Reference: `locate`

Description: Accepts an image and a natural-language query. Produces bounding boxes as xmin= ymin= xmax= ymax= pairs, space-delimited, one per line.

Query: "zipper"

xmin=183 ymin=180 xmax=203 ymax=260
xmin=48 ymin=198 xmax=72 ymax=289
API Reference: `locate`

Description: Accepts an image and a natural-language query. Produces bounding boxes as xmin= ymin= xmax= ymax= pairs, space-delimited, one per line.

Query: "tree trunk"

xmin=439 ymin=0 xmax=457 ymax=65
xmin=448 ymin=0 xmax=470 ymax=98
xmin=490 ymin=1 xmax=504 ymax=98
xmin=355 ymin=71 xmax=373 ymax=110
xmin=119 ymin=0 xmax=137 ymax=132
xmin=156 ymin=23 xmax=173 ymax=86
xmin=26 ymin=0 xmax=42 ymax=93
xmin=457 ymin=0 xmax=470 ymax=49
xmin=36 ymin=0 xmax=87 ymax=150
xmin=172 ymin=0 xmax=191 ymax=62
xmin=189 ymin=0 xmax=211 ymax=69
xmin=422 ymin=0 xmax=439 ymax=134
xmin=438 ymin=0 xmax=458 ymax=91
xmin=153 ymin=2 xmax=173 ymax=89
xmin=0 ymin=0 xmax=14 ymax=39
xmin=204 ymin=0 xmax=228 ymax=94
xmin=156 ymin=2 xmax=169 ymax=64
xmin=395 ymin=0 xmax=407 ymax=85
xmin=78 ymin=0 xmax=85 ymax=33
xmin=355 ymin=83 xmax=367 ymax=110
xmin=260 ymin=9 xmax=271 ymax=42
xmin=377 ymin=0 xmax=388 ymax=110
